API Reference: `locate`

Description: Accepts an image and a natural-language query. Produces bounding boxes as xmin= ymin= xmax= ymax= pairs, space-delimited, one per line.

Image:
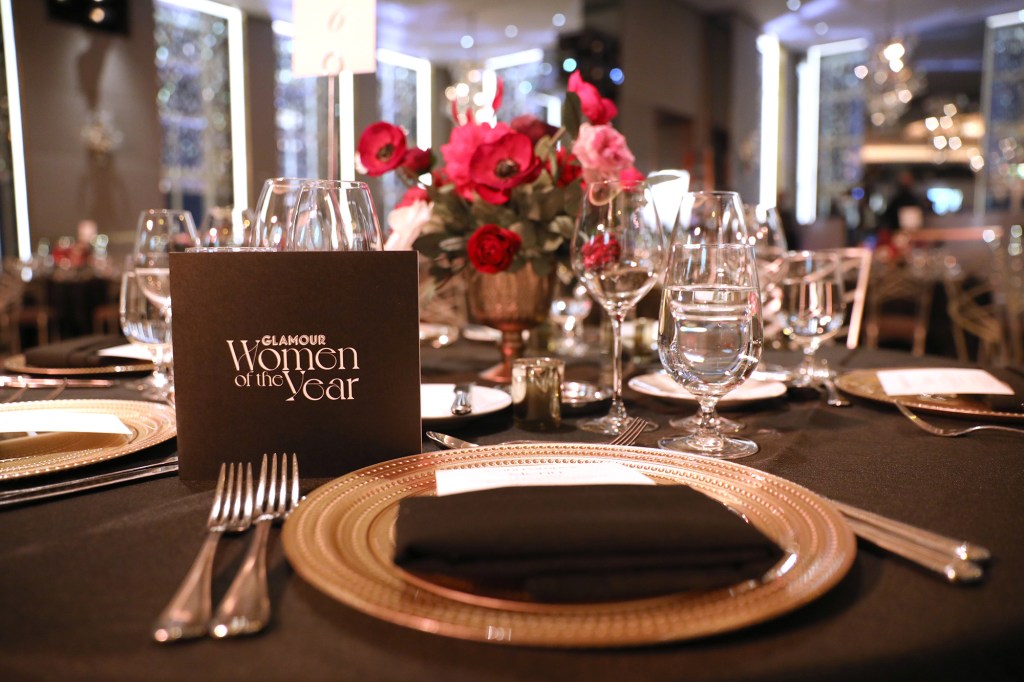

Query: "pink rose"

xmin=573 ymin=123 xmax=635 ymax=184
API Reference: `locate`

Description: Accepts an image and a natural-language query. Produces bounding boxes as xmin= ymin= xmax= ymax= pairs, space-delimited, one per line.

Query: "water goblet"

xmin=571 ymin=179 xmax=664 ymax=435
xmin=287 ymin=180 xmax=384 ymax=251
xmin=777 ymin=250 xmax=847 ymax=387
xmin=119 ymin=270 xmax=172 ymax=401
xmin=667 ymin=190 xmax=750 ymax=432
xmin=132 ymin=209 xmax=200 ymax=319
xmin=657 ymin=243 xmax=763 ymax=459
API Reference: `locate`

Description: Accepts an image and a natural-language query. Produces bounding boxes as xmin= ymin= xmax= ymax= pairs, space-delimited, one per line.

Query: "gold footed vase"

xmin=466 ymin=263 xmax=555 ymax=383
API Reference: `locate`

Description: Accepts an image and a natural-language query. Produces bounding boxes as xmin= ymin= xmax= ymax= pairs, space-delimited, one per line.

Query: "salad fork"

xmin=153 ymin=461 xmax=253 ymax=643
xmin=210 ymin=452 xmax=300 ymax=638
xmin=895 ymin=402 xmax=1024 ymax=437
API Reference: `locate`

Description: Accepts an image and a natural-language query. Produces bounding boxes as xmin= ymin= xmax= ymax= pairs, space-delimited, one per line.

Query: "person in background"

xmin=880 ymin=170 xmax=931 ymax=231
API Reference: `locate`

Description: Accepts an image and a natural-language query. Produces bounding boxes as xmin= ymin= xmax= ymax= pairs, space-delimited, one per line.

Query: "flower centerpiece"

xmin=357 ymin=72 xmax=641 ymax=381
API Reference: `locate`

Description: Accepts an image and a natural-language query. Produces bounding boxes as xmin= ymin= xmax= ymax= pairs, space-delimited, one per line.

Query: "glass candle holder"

xmin=511 ymin=357 xmax=565 ymax=431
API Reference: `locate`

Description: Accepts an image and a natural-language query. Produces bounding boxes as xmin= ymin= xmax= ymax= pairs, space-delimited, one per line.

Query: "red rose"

xmin=510 ymin=114 xmax=558 ymax=144
xmin=396 ymin=186 xmax=429 ymax=208
xmin=581 ymin=235 xmax=621 ymax=271
xmin=467 ymin=224 xmax=522 ymax=273
xmin=469 ymin=131 xmax=541 ymax=204
xmin=400 ymin=147 xmax=432 ymax=177
xmin=568 ymin=71 xmax=618 ymax=125
xmin=440 ymin=121 xmax=512 ymax=201
xmin=551 ymin=148 xmax=582 ymax=188
xmin=357 ymin=122 xmax=408 ymax=175
xmin=619 ymin=166 xmax=645 ymax=189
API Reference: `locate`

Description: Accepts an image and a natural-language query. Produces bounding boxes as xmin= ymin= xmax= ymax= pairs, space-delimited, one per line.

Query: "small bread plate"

xmin=421 ymin=383 xmax=512 ymax=424
xmin=629 ymin=372 xmax=787 ymax=406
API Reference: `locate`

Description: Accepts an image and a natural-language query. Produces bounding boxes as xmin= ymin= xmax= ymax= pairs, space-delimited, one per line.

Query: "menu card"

xmin=170 ymin=251 xmax=422 ymax=480
xmin=876 ymin=368 xmax=1014 ymax=396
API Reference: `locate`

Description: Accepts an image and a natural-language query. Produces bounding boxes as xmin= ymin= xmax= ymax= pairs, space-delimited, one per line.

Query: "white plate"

xmin=421 ymin=384 xmax=512 ymax=422
xmin=629 ymin=372 xmax=787 ymax=405
xmin=460 ymin=324 xmax=502 ymax=343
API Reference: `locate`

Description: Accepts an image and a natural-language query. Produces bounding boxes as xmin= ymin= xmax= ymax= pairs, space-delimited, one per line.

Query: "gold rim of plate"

xmin=0 ymin=399 xmax=176 ymax=480
xmin=4 ymin=354 xmax=154 ymax=377
xmin=281 ymin=443 xmax=856 ymax=648
xmin=835 ymin=368 xmax=1024 ymax=422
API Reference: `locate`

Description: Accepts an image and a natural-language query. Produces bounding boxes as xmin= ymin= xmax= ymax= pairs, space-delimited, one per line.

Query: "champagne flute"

xmin=658 ymin=243 xmax=763 ymax=458
xmin=668 ymin=191 xmax=750 ymax=432
xmin=119 ymin=270 xmax=172 ymax=401
xmin=571 ymin=179 xmax=664 ymax=435
xmin=132 ymin=209 xmax=200 ymax=398
xmin=777 ymin=250 xmax=846 ymax=387
xmin=287 ymin=180 xmax=384 ymax=251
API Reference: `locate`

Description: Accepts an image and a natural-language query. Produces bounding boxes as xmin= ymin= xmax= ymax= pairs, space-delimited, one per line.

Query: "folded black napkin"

xmin=393 ymin=485 xmax=784 ymax=603
xmin=24 ymin=334 xmax=130 ymax=369
xmin=980 ymin=367 xmax=1024 ymax=413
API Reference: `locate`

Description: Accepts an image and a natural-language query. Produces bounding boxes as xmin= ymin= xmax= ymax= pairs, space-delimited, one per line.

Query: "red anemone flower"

xmin=357 ymin=122 xmax=408 ymax=175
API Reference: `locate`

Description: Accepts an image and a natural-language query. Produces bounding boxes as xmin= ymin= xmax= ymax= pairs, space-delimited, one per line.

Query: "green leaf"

xmin=563 ymin=91 xmax=583 ymax=140
xmin=529 ymin=255 xmax=553 ymax=278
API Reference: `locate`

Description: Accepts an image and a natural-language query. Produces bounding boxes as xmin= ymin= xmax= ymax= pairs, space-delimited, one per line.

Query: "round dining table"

xmin=0 ymin=341 xmax=1021 ymax=681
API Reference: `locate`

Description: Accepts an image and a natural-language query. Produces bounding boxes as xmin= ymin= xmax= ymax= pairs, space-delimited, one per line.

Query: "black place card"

xmin=169 ymin=251 xmax=422 ymax=480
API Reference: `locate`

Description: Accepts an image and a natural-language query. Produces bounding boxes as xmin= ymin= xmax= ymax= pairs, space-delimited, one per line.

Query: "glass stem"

xmin=798 ymin=340 xmax=819 ymax=381
xmin=695 ymin=397 xmax=725 ymax=448
xmin=607 ymin=310 xmax=627 ymax=421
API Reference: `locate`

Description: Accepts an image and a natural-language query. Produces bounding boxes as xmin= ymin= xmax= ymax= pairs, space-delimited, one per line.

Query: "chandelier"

xmin=854 ymin=37 xmax=926 ymax=128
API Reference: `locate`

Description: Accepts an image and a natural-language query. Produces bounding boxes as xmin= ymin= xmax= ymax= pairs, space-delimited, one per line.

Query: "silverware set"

xmin=153 ymin=453 xmax=300 ymax=643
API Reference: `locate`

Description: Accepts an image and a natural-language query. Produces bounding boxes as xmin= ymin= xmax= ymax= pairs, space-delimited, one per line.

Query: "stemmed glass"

xmin=119 ymin=271 xmax=172 ymax=400
xmin=571 ymin=179 xmax=664 ymax=435
xmin=549 ymin=265 xmax=592 ymax=357
xmin=668 ymin=191 xmax=750 ymax=432
xmin=777 ymin=250 xmax=847 ymax=387
xmin=743 ymin=203 xmax=788 ymax=346
xmin=658 ymin=243 xmax=763 ymax=459
xmin=287 ymin=180 xmax=384 ymax=251
xmin=132 ymin=209 xmax=200 ymax=398
xmin=247 ymin=178 xmax=311 ymax=250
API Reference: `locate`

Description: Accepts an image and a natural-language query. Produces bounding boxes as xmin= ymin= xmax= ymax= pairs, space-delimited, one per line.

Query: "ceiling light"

xmin=787 ymin=0 xmax=801 ymax=10
xmin=814 ymin=22 xmax=828 ymax=35
xmin=460 ymin=35 xmax=474 ymax=49
xmin=505 ymin=25 xmax=517 ymax=38
xmin=552 ymin=13 xmax=566 ymax=28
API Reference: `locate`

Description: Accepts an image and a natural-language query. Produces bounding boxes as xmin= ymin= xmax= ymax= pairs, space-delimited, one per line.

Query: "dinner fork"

xmin=895 ymin=402 xmax=1024 ymax=438
xmin=210 ymin=452 xmax=300 ymax=638
xmin=608 ymin=417 xmax=650 ymax=446
xmin=153 ymin=462 xmax=253 ymax=643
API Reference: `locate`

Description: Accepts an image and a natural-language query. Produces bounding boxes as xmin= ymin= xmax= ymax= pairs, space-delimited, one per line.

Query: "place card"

xmin=0 ymin=411 xmax=132 ymax=435
xmin=435 ymin=463 xmax=655 ymax=497
xmin=170 ymin=251 xmax=422 ymax=480
xmin=876 ymin=368 xmax=1015 ymax=396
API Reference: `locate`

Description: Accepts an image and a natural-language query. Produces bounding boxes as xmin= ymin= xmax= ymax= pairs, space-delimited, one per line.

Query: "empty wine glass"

xmin=132 ymin=209 xmax=200 ymax=399
xmin=571 ymin=179 xmax=664 ymax=435
xmin=549 ymin=266 xmax=592 ymax=357
xmin=658 ymin=243 xmax=763 ymax=459
xmin=668 ymin=191 xmax=750 ymax=432
xmin=247 ymin=177 xmax=311 ymax=250
xmin=200 ymin=205 xmax=256 ymax=247
xmin=777 ymin=250 xmax=846 ymax=387
xmin=287 ymin=180 xmax=384 ymax=251
xmin=119 ymin=270 xmax=172 ymax=401
xmin=743 ymin=203 xmax=788 ymax=346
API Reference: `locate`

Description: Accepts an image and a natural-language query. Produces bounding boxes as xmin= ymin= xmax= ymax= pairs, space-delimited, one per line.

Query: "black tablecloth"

xmin=0 ymin=343 xmax=1022 ymax=681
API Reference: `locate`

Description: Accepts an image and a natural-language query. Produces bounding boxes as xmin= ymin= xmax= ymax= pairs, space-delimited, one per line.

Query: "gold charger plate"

xmin=0 ymin=399 xmax=176 ymax=480
xmin=4 ymin=354 xmax=153 ymax=377
xmin=282 ymin=443 xmax=856 ymax=648
xmin=835 ymin=368 xmax=1024 ymax=422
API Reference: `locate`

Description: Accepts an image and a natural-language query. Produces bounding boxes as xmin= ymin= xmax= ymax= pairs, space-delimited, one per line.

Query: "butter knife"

xmin=451 ymin=383 xmax=473 ymax=416
xmin=0 ymin=456 xmax=179 ymax=509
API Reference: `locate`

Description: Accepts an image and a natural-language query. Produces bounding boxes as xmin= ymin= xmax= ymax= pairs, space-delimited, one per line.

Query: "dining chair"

xmin=828 ymin=247 xmax=872 ymax=350
xmin=864 ymin=259 xmax=935 ymax=356
xmin=943 ymin=277 xmax=1008 ymax=366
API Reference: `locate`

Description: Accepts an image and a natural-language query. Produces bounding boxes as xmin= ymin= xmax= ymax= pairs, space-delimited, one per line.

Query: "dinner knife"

xmin=451 ymin=383 xmax=474 ymax=416
xmin=427 ymin=432 xmax=478 ymax=450
xmin=0 ymin=376 xmax=115 ymax=388
xmin=0 ymin=456 xmax=179 ymax=509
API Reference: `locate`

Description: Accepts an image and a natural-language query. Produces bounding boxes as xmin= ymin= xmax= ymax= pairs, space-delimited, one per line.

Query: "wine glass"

xmin=247 ymin=178 xmax=311 ymax=250
xmin=743 ymin=203 xmax=788 ymax=346
xmin=657 ymin=243 xmax=763 ymax=459
xmin=200 ymin=205 xmax=256 ymax=247
xmin=119 ymin=270 xmax=172 ymax=401
xmin=549 ymin=266 xmax=592 ymax=357
xmin=571 ymin=179 xmax=664 ymax=435
xmin=667 ymin=191 xmax=750 ymax=432
xmin=132 ymin=209 xmax=200 ymax=397
xmin=777 ymin=250 xmax=847 ymax=387
xmin=287 ymin=180 xmax=384 ymax=251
